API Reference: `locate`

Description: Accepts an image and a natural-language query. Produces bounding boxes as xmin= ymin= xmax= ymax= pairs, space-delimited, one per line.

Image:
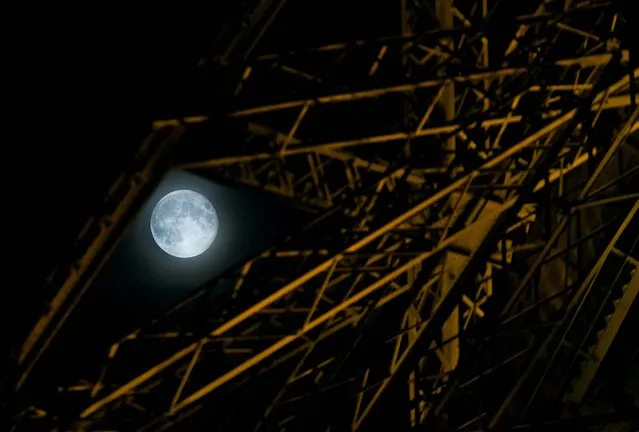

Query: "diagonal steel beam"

xmin=15 ymin=125 xmax=185 ymax=391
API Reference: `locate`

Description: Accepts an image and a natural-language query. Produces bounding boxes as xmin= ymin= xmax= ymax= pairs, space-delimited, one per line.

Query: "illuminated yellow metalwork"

xmin=14 ymin=1 xmax=639 ymax=431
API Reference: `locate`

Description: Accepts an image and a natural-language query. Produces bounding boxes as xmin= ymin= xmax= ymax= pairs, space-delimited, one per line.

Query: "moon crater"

xmin=150 ymin=190 xmax=218 ymax=258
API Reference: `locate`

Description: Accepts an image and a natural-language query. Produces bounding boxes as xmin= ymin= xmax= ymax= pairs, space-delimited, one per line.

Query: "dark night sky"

xmin=5 ymin=2 xmax=385 ymax=409
xmin=7 ymin=0 xmax=394 ymax=394
xmin=3 ymin=11 xmax=251 ymax=401
xmin=10 ymin=10 xmax=225 ymax=357
xmin=30 ymin=169 xmax=303 ymax=390
xmin=30 ymin=0 xmax=392 ymax=283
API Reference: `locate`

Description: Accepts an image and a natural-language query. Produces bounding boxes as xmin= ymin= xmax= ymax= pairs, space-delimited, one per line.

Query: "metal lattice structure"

xmin=10 ymin=1 xmax=639 ymax=431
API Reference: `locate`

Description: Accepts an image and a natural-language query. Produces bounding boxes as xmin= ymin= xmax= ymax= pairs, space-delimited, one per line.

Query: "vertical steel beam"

xmin=436 ymin=0 xmax=461 ymax=375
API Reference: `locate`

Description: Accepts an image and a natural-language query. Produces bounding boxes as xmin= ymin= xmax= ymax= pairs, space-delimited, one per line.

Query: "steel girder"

xmin=12 ymin=1 xmax=639 ymax=431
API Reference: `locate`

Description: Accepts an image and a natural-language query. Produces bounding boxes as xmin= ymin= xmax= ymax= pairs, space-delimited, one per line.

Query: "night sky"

xmin=7 ymin=10 xmax=227 ymax=373
xmin=10 ymin=0 xmax=389 ymax=402
xmin=31 ymin=169 xmax=304 ymax=389
xmin=17 ymin=2 xmax=394 ymax=344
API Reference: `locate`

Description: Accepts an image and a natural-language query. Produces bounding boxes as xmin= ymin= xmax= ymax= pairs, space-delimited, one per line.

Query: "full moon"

xmin=150 ymin=190 xmax=219 ymax=258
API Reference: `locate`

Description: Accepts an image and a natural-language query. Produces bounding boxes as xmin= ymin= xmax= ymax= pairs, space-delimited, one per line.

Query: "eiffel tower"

xmin=7 ymin=1 xmax=639 ymax=431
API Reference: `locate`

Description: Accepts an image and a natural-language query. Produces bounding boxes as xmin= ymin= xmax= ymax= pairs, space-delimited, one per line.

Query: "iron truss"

xmin=11 ymin=0 xmax=639 ymax=431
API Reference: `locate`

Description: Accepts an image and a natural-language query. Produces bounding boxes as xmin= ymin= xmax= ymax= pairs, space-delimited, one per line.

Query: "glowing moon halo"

xmin=150 ymin=190 xmax=218 ymax=258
